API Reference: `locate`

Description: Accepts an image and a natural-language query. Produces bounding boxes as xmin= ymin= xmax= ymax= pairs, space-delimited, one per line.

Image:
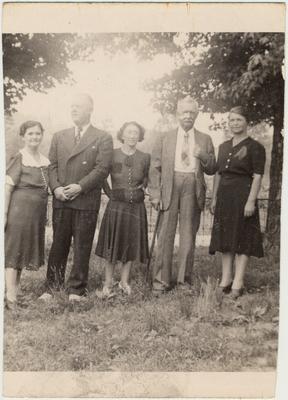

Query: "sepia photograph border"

xmin=1 ymin=2 xmax=287 ymax=398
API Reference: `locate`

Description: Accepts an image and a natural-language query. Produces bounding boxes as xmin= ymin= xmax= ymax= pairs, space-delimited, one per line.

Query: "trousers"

xmin=46 ymin=208 xmax=98 ymax=295
xmin=153 ymin=172 xmax=201 ymax=289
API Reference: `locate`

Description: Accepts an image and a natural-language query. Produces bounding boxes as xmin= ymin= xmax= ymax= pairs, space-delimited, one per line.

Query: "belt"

xmin=111 ymin=188 xmax=145 ymax=204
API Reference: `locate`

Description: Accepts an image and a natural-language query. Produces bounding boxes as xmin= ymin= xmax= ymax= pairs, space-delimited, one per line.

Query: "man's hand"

xmin=63 ymin=184 xmax=82 ymax=201
xmin=151 ymin=198 xmax=161 ymax=211
xmin=209 ymin=198 xmax=217 ymax=215
xmin=244 ymin=200 xmax=255 ymax=217
xmin=194 ymin=144 xmax=209 ymax=163
xmin=54 ymin=186 xmax=69 ymax=202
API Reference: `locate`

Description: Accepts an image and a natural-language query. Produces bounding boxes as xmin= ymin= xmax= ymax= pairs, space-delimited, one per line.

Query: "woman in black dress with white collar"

xmin=209 ymin=106 xmax=266 ymax=299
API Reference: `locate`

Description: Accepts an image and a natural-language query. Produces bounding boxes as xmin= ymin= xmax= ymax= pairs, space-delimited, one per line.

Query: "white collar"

xmin=74 ymin=122 xmax=91 ymax=136
xmin=20 ymin=148 xmax=50 ymax=167
xmin=178 ymin=125 xmax=195 ymax=137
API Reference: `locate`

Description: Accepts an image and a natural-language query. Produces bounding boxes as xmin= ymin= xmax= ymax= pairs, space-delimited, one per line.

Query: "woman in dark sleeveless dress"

xmin=96 ymin=121 xmax=150 ymax=297
xmin=209 ymin=106 xmax=266 ymax=299
xmin=5 ymin=121 xmax=50 ymax=309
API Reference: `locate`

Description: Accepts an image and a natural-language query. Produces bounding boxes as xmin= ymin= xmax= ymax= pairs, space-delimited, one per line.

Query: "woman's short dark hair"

xmin=229 ymin=106 xmax=249 ymax=122
xmin=19 ymin=121 xmax=44 ymax=137
xmin=117 ymin=121 xmax=145 ymax=143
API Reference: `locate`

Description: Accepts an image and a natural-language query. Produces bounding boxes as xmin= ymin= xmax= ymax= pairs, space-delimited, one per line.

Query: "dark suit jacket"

xmin=49 ymin=125 xmax=113 ymax=211
xmin=148 ymin=128 xmax=216 ymax=211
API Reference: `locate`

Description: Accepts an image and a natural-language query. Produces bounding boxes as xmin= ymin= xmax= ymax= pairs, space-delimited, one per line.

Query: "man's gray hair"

xmin=177 ymin=95 xmax=199 ymax=111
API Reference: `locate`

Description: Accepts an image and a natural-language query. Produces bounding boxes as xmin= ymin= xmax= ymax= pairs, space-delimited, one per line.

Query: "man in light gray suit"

xmin=148 ymin=96 xmax=217 ymax=293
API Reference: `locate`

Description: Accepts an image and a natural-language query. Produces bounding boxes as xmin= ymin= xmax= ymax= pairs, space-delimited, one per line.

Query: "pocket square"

xmin=82 ymin=161 xmax=87 ymax=165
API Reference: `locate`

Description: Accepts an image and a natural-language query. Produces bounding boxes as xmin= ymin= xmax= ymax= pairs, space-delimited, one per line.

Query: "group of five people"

xmin=4 ymin=93 xmax=266 ymax=309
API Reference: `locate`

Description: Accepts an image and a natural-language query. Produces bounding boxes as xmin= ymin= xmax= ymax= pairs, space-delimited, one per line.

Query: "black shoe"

xmin=230 ymin=288 xmax=244 ymax=300
xmin=216 ymin=282 xmax=232 ymax=294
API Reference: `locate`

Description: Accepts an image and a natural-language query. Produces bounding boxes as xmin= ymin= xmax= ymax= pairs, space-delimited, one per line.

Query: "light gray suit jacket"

xmin=148 ymin=128 xmax=216 ymax=211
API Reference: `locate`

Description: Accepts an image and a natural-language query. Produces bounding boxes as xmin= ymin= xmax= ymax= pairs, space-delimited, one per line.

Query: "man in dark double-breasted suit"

xmin=149 ymin=96 xmax=217 ymax=294
xmin=40 ymin=93 xmax=113 ymax=301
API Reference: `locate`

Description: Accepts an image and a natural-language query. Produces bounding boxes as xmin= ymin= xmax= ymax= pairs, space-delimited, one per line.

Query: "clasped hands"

xmin=54 ymin=184 xmax=82 ymax=202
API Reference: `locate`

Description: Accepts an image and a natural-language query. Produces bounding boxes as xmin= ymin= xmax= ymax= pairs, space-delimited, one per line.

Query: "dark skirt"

xmin=95 ymin=200 xmax=149 ymax=264
xmin=5 ymin=187 xmax=48 ymax=270
xmin=209 ymin=175 xmax=264 ymax=258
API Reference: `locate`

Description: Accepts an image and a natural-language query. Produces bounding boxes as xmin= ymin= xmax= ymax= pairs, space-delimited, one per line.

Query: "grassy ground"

xmin=4 ymin=244 xmax=279 ymax=372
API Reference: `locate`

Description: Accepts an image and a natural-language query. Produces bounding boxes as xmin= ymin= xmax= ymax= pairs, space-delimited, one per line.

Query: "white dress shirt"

xmin=74 ymin=122 xmax=91 ymax=139
xmin=174 ymin=126 xmax=196 ymax=173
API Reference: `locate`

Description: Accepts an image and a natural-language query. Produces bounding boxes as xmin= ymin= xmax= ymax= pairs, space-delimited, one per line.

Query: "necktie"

xmin=75 ymin=126 xmax=83 ymax=145
xmin=181 ymin=132 xmax=190 ymax=166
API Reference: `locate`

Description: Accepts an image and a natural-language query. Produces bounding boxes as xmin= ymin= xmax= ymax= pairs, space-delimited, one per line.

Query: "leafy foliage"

xmin=146 ymin=33 xmax=284 ymax=125
xmin=2 ymin=32 xmax=178 ymax=115
xmin=3 ymin=33 xmax=78 ymax=114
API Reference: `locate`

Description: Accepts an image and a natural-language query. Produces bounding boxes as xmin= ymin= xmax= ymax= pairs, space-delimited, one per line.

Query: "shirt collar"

xmin=178 ymin=125 xmax=195 ymax=137
xmin=20 ymin=148 xmax=50 ymax=167
xmin=74 ymin=122 xmax=91 ymax=136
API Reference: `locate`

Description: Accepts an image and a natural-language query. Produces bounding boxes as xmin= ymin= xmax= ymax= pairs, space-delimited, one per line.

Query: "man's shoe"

xmin=68 ymin=294 xmax=85 ymax=302
xmin=38 ymin=292 xmax=53 ymax=302
xmin=152 ymin=285 xmax=170 ymax=296
xmin=176 ymin=282 xmax=192 ymax=291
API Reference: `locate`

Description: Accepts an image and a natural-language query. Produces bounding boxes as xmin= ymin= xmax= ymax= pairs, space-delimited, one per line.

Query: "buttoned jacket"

xmin=48 ymin=125 xmax=113 ymax=211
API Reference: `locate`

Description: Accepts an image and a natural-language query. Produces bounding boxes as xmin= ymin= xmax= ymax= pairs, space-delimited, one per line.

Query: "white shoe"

xmin=68 ymin=294 xmax=85 ymax=302
xmin=38 ymin=292 xmax=53 ymax=301
xmin=95 ymin=286 xmax=115 ymax=299
xmin=118 ymin=281 xmax=132 ymax=296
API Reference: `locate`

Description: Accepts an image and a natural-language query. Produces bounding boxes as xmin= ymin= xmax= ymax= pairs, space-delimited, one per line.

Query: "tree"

xmin=2 ymin=33 xmax=78 ymax=114
xmin=2 ymin=32 xmax=177 ymax=115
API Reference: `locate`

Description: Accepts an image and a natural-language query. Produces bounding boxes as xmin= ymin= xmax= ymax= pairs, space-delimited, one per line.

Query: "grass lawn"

xmin=4 ymin=245 xmax=279 ymax=372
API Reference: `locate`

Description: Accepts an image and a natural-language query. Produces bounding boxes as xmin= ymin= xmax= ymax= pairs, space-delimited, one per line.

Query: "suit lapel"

xmin=62 ymin=128 xmax=76 ymax=155
xmin=167 ymin=129 xmax=178 ymax=170
xmin=68 ymin=125 xmax=97 ymax=159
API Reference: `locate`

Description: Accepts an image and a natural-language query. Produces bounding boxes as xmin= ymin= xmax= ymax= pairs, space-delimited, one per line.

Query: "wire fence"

xmin=47 ymin=195 xmax=269 ymax=240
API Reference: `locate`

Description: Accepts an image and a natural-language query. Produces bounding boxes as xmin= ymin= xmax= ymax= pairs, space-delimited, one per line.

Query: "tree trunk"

xmin=265 ymin=111 xmax=283 ymax=263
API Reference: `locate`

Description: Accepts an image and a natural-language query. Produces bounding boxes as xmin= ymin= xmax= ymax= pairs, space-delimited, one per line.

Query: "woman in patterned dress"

xmin=5 ymin=121 xmax=50 ymax=309
xmin=95 ymin=121 xmax=150 ymax=297
xmin=209 ymin=107 xmax=266 ymax=299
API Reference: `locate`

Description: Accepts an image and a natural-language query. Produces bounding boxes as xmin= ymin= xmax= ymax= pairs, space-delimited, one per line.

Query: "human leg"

xmin=153 ymin=180 xmax=180 ymax=291
xmin=46 ymin=208 xmax=73 ymax=292
xmin=5 ymin=268 xmax=18 ymax=304
xmin=219 ymin=252 xmax=234 ymax=287
xmin=232 ymin=254 xmax=249 ymax=289
xmin=104 ymin=261 xmax=115 ymax=289
xmin=178 ymin=174 xmax=201 ymax=285
xmin=67 ymin=210 xmax=98 ymax=296
xmin=119 ymin=261 xmax=132 ymax=295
